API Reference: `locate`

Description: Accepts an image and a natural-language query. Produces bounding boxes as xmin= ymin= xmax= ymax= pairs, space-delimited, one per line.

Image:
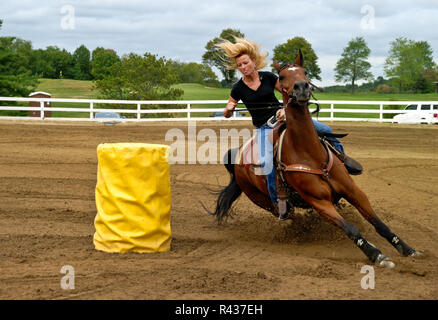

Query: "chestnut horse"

xmin=210 ymin=50 xmax=421 ymax=268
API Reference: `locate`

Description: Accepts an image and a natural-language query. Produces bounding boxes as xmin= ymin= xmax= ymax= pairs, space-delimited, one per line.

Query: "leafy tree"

xmin=94 ymin=52 xmax=183 ymax=104
xmin=30 ymin=46 xmax=76 ymax=79
xmin=412 ymin=74 xmax=434 ymax=93
xmin=0 ymin=37 xmax=38 ymax=97
xmin=376 ymin=84 xmax=391 ymax=94
xmin=169 ymin=60 xmax=220 ymax=86
xmin=202 ymin=28 xmax=244 ymax=88
xmin=272 ymin=37 xmax=321 ymax=81
xmin=1 ymin=37 xmax=33 ymax=74
xmin=423 ymin=67 xmax=438 ymax=83
xmin=38 ymin=46 xmax=74 ymax=78
xmin=72 ymin=45 xmax=91 ymax=80
xmin=384 ymin=38 xmax=436 ymax=93
xmin=334 ymin=37 xmax=373 ymax=94
xmin=90 ymin=47 xmax=120 ymax=80
xmin=200 ymin=64 xmax=221 ymax=87
xmin=31 ymin=49 xmax=53 ymax=78
xmin=323 ymin=76 xmax=392 ymax=93
xmin=0 ymin=22 xmax=38 ymax=115
xmin=0 ymin=21 xmax=37 ymax=94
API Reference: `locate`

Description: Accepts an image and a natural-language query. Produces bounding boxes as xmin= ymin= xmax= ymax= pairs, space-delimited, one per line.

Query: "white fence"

xmin=0 ymin=96 xmax=436 ymax=123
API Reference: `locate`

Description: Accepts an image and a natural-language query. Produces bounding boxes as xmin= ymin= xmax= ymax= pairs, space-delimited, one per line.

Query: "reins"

xmin=230 ymin=64 xmax=323 ymax=114
xmin=231 ymin=102 xmax=283 ymax=113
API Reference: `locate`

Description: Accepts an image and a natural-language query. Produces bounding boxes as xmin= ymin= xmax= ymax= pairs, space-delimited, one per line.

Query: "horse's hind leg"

xmin=343 ymin=186 xmax=419 ymax=257
xmin=308 ymin=198 xmax=394 ymax=267
xmin=240 ymin=182 xmax=277 ymax=216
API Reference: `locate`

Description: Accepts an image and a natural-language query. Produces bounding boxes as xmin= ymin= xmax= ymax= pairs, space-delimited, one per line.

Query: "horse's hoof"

xmin=409 ymin=251 xmax=422 ymax=257
xmin=278 ymin=212 xmax=289 ymax=221
xmin=376 ymin=254 xmax=395 ymax=269
xmin=380 ymin=260 xmax=395 ymax=269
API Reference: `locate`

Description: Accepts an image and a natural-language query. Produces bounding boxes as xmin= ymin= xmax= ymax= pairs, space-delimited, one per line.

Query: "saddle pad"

xmin=238 ymin=135 xmax=262 ymax=167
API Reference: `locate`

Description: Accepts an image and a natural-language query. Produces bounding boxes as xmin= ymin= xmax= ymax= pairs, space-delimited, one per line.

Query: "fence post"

xmin=380 ymin=103 xmax=383 ymax=122
xmin=331 ymin=103 xmax=334 ymax=121
xmin=40 ymin=101 xmax=45 ymax=120
xmin=187 ymin=103 xmax=191 ymax=119
xmin=137 ymin=103 xmax=141 ymax=120
xmin=90 ymin=102 xmax=94 ymax=119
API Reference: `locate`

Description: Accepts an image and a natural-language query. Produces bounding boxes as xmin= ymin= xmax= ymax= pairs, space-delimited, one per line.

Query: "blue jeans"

xmin=312 ymin=120 xmax=344 ymax=153
xmin=256 ymin=121 xmax=344 ymax=205
xmin=255 ymin=125 xmax=277 ymax=204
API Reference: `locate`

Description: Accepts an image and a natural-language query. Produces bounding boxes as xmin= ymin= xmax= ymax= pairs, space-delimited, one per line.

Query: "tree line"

xmin=205 ymin=29 xmax=438 ymax=94
xmin=0 ymin=18 xmax=221 ymax=102
xmin=1 ymin=19 xmax=437 ymax=104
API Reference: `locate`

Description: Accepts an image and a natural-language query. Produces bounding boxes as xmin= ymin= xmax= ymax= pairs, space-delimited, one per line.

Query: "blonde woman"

xmin=219 ymin=38 xmax=285 ymax=126
xmin=217 ymin=38 xmax=361 ymax=215
xmin=216 ymin=38 xmax=286 ymax=210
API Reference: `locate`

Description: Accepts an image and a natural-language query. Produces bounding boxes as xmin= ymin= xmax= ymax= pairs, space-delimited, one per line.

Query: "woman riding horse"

xmin=210 ymin=46 xmax=420 ymax=268
xmin=218 ymin=37 xmax=362 ymax=217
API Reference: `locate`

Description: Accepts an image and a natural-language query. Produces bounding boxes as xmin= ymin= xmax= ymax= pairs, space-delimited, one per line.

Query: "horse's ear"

xmin=273 ymin=60 xmax=281 ymax=73
xmin=294 ymin=49 xmax=304 ymax=67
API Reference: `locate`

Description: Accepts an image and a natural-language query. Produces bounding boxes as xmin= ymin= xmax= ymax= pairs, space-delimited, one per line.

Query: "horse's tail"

xmin=210 ymin=148 xmax=242 ymax=224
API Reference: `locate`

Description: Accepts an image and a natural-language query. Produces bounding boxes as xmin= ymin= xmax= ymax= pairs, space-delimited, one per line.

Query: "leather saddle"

xmin=236 ymin=122 xmax=348 ymax=168
xmin=236 ymin=122 xmax=286 ymax=168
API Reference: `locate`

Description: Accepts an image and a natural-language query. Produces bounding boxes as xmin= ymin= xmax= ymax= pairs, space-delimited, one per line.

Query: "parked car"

xmin=94 ymin=112 xmax=126 ymax=124
xmin=392 ymin=103 xmax=438 ymax=124
xmin=209 ymin=111 xmax=246 ymax=118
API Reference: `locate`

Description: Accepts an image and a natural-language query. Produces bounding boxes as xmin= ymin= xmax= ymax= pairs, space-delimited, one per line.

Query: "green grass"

xmin=34 ymin=79 xmax=438 ymax=101
xmin=172 ymin=83 xmax=231 ymax=117
xmin=174 ymin=83 xmax=230 ymax=100
xmin=312 ymin=92 xmax=438 ymax=119
xmin=34 ymin=78 xmax=97 ymax=118
xmin=36 ymin=78 xmax=97 ymax=99
xmin=312 ymin=92 xmax=438 ymax=101
xmin=28 ymin=79 xmax=437 ymax=119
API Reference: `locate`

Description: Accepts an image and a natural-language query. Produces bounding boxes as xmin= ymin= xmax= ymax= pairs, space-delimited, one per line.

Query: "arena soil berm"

xmin=0 ymin=120 xmax=437 ymax=299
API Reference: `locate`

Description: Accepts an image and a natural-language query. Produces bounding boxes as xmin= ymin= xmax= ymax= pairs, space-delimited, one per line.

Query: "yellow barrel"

xmin=94 ymin=143 xmax=171 ymax=253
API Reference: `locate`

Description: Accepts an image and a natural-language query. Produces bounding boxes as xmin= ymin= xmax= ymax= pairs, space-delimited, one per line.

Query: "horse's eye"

xmin=279 ymin=76 xmax=284 ymax=81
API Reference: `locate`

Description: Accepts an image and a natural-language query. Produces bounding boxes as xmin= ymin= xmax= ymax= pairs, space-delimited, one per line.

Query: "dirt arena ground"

xmin=0 ymin=119 xmax=437 ymax=300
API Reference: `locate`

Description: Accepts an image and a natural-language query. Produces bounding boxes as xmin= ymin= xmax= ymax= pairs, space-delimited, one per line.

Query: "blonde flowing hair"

xmin=216 ymin=37 xmax=269 ymax=70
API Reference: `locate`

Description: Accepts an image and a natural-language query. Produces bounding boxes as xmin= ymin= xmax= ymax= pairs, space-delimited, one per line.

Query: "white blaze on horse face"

xmin=288 ymin=67 xmax=299 ymax=72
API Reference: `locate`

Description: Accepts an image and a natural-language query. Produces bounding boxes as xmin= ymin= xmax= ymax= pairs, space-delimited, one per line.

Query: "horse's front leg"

xmin=342 ymin=185 xmax=420 ymax=257
xmin=305 ymin=196 xmax=395 ymax=268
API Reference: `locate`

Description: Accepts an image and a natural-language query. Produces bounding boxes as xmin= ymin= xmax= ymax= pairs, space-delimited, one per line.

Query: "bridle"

xmin=278 ymin=63 xmax=323 ymax=94
xmin=277 ymin=63 xmax=322 ymax=115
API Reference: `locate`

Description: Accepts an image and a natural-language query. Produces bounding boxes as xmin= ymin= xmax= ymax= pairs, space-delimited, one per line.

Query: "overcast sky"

xmin=2 ymin=0 xmax=437 ymax=86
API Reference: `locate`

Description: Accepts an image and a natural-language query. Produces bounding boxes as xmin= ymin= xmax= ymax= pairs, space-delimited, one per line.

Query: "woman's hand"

xmin=223 ymin=101 xmax=237 ymax=118
xmin=276 ymin=108 xmax=286 ymax=122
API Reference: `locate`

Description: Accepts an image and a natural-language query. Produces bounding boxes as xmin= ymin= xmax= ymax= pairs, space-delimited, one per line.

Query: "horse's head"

xmin=273 ymin=49 xmax=311 ymax=107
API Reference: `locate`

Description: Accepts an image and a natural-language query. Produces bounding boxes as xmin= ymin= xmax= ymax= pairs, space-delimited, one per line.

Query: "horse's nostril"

xmin=293 ymin=81 xmax=308 ymax=92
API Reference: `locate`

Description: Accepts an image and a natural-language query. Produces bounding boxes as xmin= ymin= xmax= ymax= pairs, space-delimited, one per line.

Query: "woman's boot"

xmin=326 ymin=141 xmax=363 ymax=175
